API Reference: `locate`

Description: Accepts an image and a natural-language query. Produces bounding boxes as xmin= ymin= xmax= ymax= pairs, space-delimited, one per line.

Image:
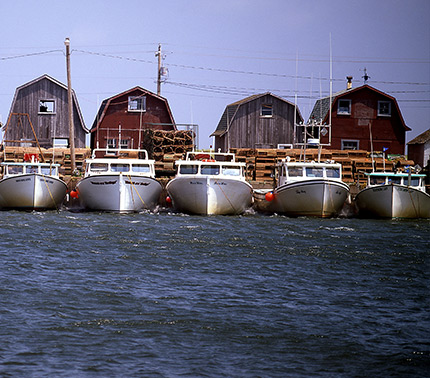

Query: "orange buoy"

xmin=265 ymin=192 xmax=274 ymax=202
xmin=166 ymin=196 xmax=172 ymax=204
xmin=70 ymin=190 xmax=79 ymax=199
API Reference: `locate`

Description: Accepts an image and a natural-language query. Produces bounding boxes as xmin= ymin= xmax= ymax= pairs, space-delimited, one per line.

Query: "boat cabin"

xmin=175 ymin=152 xmax=247 ymax=179
xmin=365 ymin=172 xmax=426 ymax=190
xmin=277 ymin=161 xmax=342 ymax=184
xmin=2 ymin=162 xmax=61 ymax=177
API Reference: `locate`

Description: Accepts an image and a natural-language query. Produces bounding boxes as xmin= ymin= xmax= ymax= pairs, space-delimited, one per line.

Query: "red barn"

xmin=90 ymin=87 xmax=176 ymax=150
xmin=309 ymin=81 xmax=410 ymax=154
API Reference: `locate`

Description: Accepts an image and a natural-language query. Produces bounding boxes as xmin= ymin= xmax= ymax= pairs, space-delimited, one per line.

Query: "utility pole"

xmin=65 ymin=37 xmax=76 ymax=173
xmin=156 ymin=43 xmax=162 ymax=96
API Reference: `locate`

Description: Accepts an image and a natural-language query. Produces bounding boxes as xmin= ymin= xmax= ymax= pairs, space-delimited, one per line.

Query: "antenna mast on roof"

xmin=362 ymin=67 xmax=370 ymax=84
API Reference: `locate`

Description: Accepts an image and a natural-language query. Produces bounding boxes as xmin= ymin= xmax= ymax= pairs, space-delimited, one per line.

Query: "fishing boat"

xmin=166 ymin=151 xmax=253 ymax=215
xmin=259 ymin=158 xmax=350 ymax=217
xmin=75 ymin=148 xmax=162 ymax=212
xmin=354 ymin=171 xmax=430 ymax=218
xmin=0 ymin=154 xmax=67 ymax=210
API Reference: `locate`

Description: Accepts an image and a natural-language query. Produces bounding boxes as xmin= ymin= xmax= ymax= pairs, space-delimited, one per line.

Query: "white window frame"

xmin=39 ymin=99 xmax=55 ymax=114
xmin=337 ymin=99 xmax=351 ymax=115
xmin=378 ymin=101 xmax=391 ymax=117
xmin=128 ymin=96 xmax=146 ymax=112
xmin=341 ymin=139 xmax=359 ymax=150
xmin=261 ymin=104 xmax=273 ymax=117
xmin=53 ymin=138 xmax=69 ymax=148
xmin=107 ymin=138 xmax=116 ymax=148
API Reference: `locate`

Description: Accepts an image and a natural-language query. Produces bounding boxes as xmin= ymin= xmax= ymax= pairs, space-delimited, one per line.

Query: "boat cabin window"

xmin=41 ymin=166 xmax=53 ymax=175
xmin=132 ymin=164 xmax=150 ymax=173
xmin=388 ymin=177 xmax=402 ymax=185
xmin=111 ymin=163 xmax=130 ymax=172
xmin=222 ymin=166 xmax=241 ymax=176
xmin=306 ymin=167 xmax=323 ymax=177
xmin=370 ymin=176 xmax=386 ymax=185
xmin=325 ymin=167 xmax=340 ymax=178
xmin=90 ymin=163 xmax=109 ymax=172
xmin=179 ymin=165 xmax=198 ymax=175
xmin=7 ymin=165 xmax=24 ymax=175
xmin=26 ymin=165 xmax=39 ymax=174
xmin=409 ymin=177 xmax=420 ymax=186
xmin=201 ymin=165 xmax=220 ymax=175
xmin=287 ymin=167 xmax=303 ymax=177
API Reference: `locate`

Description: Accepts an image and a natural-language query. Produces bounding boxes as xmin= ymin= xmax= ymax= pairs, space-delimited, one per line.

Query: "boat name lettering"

xmin=125 ymin=181 xmax=149 ymax=186
xmin=295 ymin=189 xmax=306 ymax=194
xmin=90 ymin=181 xmax=117 ymax=185
xmin=372 ymin=187 xmax=387 ymax=192
xmin=215 ymin=181 xmax=227 ymax=186
xmin=189 ymin=181 xmax=203 ymax=185
xmin=16 ymin=178 xmax=31 ymax=182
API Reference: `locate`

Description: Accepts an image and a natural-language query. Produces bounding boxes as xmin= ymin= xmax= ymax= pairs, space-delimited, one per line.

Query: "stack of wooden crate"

xmin=141 ymin=129 xmax=195 ymax=161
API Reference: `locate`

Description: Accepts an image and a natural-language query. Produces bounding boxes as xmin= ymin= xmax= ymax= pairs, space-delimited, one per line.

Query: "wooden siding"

xmin=319 ymin=87 xmax=407 ymax=155
xmin=215 ymin=94 xmax=301 ymax=152
xmin=6 ymin=76 xmax=87 ymax=148
xmin=91 ymin=88 xmax=175 ymax=150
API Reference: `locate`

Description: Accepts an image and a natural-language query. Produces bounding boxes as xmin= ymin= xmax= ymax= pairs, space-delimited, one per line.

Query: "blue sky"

xmin=1 ymin=0 xmax=429 ymax=149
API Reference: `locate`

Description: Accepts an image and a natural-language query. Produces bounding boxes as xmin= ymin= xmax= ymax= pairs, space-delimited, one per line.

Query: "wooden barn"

xmin=211 ymin=93 xmax=303 ymax=152
xmin=407 ymin=128 xmax=430 ymax=169
xmin=309 ymin=79 xmax=410 ymax=154
xmin=4 ymin=74 xmax=88 ymax=148
xmin=90 ymin=86 xmax=176 ymax=150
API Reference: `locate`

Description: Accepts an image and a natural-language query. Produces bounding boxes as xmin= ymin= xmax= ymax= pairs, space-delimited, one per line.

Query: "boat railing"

xmin=91 ymin=148 xmax=149 ymax=160
xmin=185 ymin=151 xmax=235 ymax=162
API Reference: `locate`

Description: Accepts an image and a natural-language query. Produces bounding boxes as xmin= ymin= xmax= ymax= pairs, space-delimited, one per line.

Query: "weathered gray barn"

xmin=211 ymin=93 xmax=303 ymax=152
xmin=4 ymin=74 xmax=88 ymax=148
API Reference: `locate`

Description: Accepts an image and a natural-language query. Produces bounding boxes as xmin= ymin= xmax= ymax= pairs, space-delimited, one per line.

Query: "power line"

xmin=0 ymin=49 xmax=62 ymax=61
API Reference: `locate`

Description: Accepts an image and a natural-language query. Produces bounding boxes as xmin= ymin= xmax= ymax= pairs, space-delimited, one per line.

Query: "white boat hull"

xmin=166 ymin=177 xmax=253 ymax=215
xmin=76 ymin=174 xmax=162 ymax=212
xmin=355 ymin=184 xmax=430 ymax=218
xmin=269 ymin=179 xmax=350 ymax=217
xmin=0 ymin=174 xmax=67 ymax=210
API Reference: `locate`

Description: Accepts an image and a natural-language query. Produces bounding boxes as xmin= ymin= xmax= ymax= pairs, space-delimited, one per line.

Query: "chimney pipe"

xmin=346 ymin=76 xmax=353 ymax=90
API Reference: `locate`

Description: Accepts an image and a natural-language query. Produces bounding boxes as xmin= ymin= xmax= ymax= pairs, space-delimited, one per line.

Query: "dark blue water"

xmin=0 ymin=211 xmax=429 ymax=377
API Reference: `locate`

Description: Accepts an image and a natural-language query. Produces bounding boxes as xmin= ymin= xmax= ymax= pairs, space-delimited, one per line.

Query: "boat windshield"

xmin=111 ymin=163 xmax=130 ymax=172
xmin=325 ymin=167 xmax=340 ymax=178
xmin=7 ymin=165 xmax=24 ymax=175
xmin=306 ymin=167 xmax=323 ymax=177
xmin=409 ymin=177 xmax=420 ymax=186
xmin=388 ymin=177 xmax=402 ymax=185
xmin=370 ymin=176 xmax=386 ymax=185
xmin=41 ymin=166 xmax=57 ymax=175
xmin=27 ymin=165 xmax=39 ymax=174
xmin=90 ymin=163 xmax=109 ymax=172
xmin=132 ymin=164 xmax=150 ymax=173
xmin=201 ymin=165 xmax=220 ymax=175
xmin=287 ymin=167 xmax=303 ymax=177
xmin=222 ymin=166 xmax=241 ymax=176
xmin=179 ymin=165 xmax=198 ymax=174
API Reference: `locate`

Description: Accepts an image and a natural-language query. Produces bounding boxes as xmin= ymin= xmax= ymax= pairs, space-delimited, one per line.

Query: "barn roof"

xmin=211 ymin=92 xmax=303 ymax=137
xmin=90 ymin=86 xmax=175 ymax=132
xmin=407 ymin=128 xmax=430 ymax=144
xmin=309 ymin=84 xmax=410 ymax=131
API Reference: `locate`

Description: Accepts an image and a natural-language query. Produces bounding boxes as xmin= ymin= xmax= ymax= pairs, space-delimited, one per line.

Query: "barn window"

xmin=107 ymin=138 xmax=116 ymax=148
xmin=120 ymin=139 xmax=129 ymax=149
xmin=39 ymin=100 xmax=55 ymax=113
xmin=337 ymin=99 xmax=351 ymax=115
xmin=341 ymin=140 xmax=359 ymax=150
xmin=378 ymin=101 xmax=391 ymax=116
xmin=53 ymin=138 xmax=68 ymax=148
xmin=128 ymin=96 xmax=146 ymax=112
xmin=261 ymin=104 xmax=273 ymax=117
